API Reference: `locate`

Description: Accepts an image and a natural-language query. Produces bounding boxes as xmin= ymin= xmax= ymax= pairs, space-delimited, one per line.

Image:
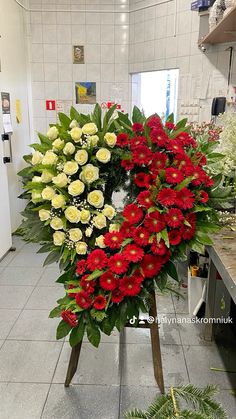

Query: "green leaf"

xmin=86 ymin=269 xmax=105 ymax=281
xmin=91 ymin=104 xmax=102 ymax=131
xmin=17 ymin=167 xmax=33 ymax=178
xmin=43 ymin=250 xmax=61 ymax=267
xmin=190 ymin=241 xmax=205 ymax=254
xmin=86 ymin=323 xmax=101 ymax=347
xmin=195 ymin=232 xmax=213 ymax=246
xmin=38 ymin=132 xmax=52 ymax=146
xmin=56 ymin=268 xmax=75 ymax=284
xmin=58 ymin=113 xmax=71 ymax=130
xmin=49 ymin=306 xmax=62 ymax=318
xmin=160 ymin=228 xmax=170 ymax=248
xmin=132 ymin=106 xmax=145 ymax=124
xmin=165 ymin=261 xmax=179 ymax=282
xmin=70 ymin=106 xmax=80 ymax=121
xmin=174 ymin=117 xmax=188 ymax=130
xmin=56 ymin=320 xmax=72 ymax=339
xmin=175 ymin=176 xmax=193 ymax=191
xmin=69 ymin=322 xmax=85 ymax=347
xmin=90 ymin=309 xmax=107 ymax=322
xmin=193 ymin=205 xmax=211 ymax=213
xmin=37 ymin=243 xmax=53 ymax=254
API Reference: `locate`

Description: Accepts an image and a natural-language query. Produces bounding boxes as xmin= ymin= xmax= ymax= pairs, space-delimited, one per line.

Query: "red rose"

xmin=68 ymin=284 xmax=77 ymax=298
xmin=123 ymin=203 xmax=143 ymax=224
xmin=75 ymin=291 xmax=92 ymax=309
xmin=61 ymin=310 xmax=78 ymax=328
xmin=87 ymin=249 xmax=108 ymax=271
xmin=93 ymin=295 xmax=107 ymax=310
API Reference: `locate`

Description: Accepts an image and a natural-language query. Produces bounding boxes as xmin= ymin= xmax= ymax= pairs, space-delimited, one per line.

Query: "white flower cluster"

xmin=29 ymin=122 xmax=117 ymax=254
xmin=216 ymin=113 xmax=236 ymax=175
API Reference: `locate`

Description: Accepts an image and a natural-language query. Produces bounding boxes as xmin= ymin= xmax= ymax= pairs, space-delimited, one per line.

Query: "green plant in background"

xmin=124 ymin=384 xmax=228 ymax=419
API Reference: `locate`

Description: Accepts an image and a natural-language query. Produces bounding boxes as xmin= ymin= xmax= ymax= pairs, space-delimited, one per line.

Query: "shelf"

xmin=199 ymin=5 xmax=236 ymax=45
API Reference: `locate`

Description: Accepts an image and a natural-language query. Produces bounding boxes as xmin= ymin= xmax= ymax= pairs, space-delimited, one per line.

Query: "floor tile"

xmin=0 ymin=251 xmax=17 ymax=267
xmin=8 ymin=309 xmax=59 ymax=341
xmin=37 ymin=267 xmax=61 ymax=287
xmin=12 ymin=235 xmax=26 ymax=250
xmin=0 ymin=285 xmax=34 ymax=309
xmin=0 ymin=341 xmax=4 ymax=349
xmin=155 ymin=293 xmax=175 ymax=314
xmin=0 ymin=382 xmax=49 ymax=419
xmin=0 ymin=267 xmax=44 ymax=286
xmin=41 ymin=384 xmax=120 ymax=419
xmin=183 ymin=344 xmax=236 ymax=389
xmin=121 ymin=343 xmax=189 ymax=387
xmin=120 ymin=386 xmax=160 ymax=417
xmin=217 ymin=389 xmax=236 ymax=419
xmin=0 ymin=309 xmax=21 ymax=339
xmin=66 ymin=329 xmax=119 ymax=344
xmin=172 ymin=288 xmax=189 ymax=314
xmin=25 ymin=286 xmax=63 ymax=310
xmin=19 ymin=242 xmax=41 ymax=253
xmin=53 ymin=342 xmax=120 ymax=385
xmin=9 ymin=252 xmax=46 ymax=267
xmin=178 ymin=314 xmax=212 ymax=346
xmin=0 ymin=340 xmax=63 ymax=383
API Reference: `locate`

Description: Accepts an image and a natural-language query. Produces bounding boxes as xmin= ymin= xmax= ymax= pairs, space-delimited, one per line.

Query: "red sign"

xmin=46 ymin=100 xmax=56 ymax=111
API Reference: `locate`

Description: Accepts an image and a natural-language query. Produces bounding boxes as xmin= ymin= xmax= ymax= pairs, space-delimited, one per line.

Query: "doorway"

xmin=131 ymin=69 xmax=179 ymax=120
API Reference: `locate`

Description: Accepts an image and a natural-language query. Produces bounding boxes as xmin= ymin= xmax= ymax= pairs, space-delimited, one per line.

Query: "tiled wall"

xmin=27 ymin=0 xmax=130 ymax=138
xmin=129 ymin=0 xmax=236 ymax=121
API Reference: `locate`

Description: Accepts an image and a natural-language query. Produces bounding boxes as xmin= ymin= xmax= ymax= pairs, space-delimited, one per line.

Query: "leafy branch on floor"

xmin=124 ymin=384 xmax=228 ymax=419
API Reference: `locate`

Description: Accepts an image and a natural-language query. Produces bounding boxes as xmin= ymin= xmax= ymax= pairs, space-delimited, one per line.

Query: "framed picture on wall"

xmin=73 ymin=45 xmax=85 ymax=64
xmin=75 ymin=82 xmax=96 ymax=104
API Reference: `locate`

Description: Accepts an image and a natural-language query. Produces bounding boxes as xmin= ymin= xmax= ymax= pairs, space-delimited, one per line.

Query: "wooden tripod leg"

xmin=64 ymin=341 xmax=83 ymax=387
xmin=149 ymin=292 xmax=165 ymax=394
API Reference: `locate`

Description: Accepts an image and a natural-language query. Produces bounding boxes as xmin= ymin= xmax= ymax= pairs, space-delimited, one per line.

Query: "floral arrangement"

xmin=18 ymin=106 xmax=233 ymax=347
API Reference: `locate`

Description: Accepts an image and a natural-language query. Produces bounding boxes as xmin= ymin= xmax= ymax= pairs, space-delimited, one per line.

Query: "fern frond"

xmin=179 ymin=410 xmax=209 ymax=419
xmin=123 ymin=408 xmax=147 ymax=419
xmin=146 ymin=394 xmax=173 ymax=418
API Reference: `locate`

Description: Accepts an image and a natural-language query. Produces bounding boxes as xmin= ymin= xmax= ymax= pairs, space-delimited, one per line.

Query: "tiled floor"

xmin=0 ymin=237 xmax=236 ymax=419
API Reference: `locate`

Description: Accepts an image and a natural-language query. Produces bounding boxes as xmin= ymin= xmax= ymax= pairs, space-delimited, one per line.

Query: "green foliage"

xmin=69 ymin=322 xmax=85 ymax=346
xmin=124 ymin=385 xmax=227 ymax=419
xmin=56 ymin=320 xmax=72 ymax=339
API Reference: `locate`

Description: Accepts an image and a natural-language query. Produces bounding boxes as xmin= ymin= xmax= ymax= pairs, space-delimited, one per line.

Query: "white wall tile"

xmin=57 ymin=45 xmax=73 ymax=63
xmin=101 ymin=63 xmax=115 ymax=82
xmin=101 ymin=45 xmax=115 ymax=63
xmin=73 ymin=64 xmax=87 ymax=81
xmin=59 ymin=82 xmax=73 ymax=100
xmin=72 ymin=25 xmax=86 ymax=44
xmin=58 ymin=63 xmax=73 ymax=81
xmin=71 ymin=12 xmax=86 ymax=25
xmin=31 ymin=63 xmax=44 ymax=81
xmin=31 ymin=24 xmax=43 ymax=43
xmin=56 ymin=12 xmax=71 ymax=25
xmin=43 ymin=44 xmax=58 ymax=63
xmin=144 ymin=19 xmax=155 ymax=41
xmin=42 ymin=11 xmax=56 ymax=25
xmin=87 ymin=64 xmax=101 ymax=81
xmin=44 ymin=63 xmax=58 ymax=82
xmin=30 ymin=44 xmax=44 ymax=63
xmin=86 ymin=25 xmax=101 ymax=44
xmin=42 ymin=25 xmax=57 ymax=44
xmin=115 ymin=25 xmax=129 ymax=45
xmin=32 ymin=82 xmax=45 ymax=100
xmin=45 ymin=82 xmax=59 ymax=99
xmin=115 ymin=45 xmax=128 ymax=63
xmin=101 ymin=12 xmax=115 ymax=25
xmin=31 ymin=12 xmax=42 ymax=24
xmin=86 ymin=44 xmax=101 ymax=63
xmin=33 ymin=99 xmax=46 ymax=117
xmin=115 ymin=63 xmax=129 ymax=82
xmin=101 ymin=25 xmax=115 ymax=44
xmin=57 ymin=25 xmax=72 ymax=44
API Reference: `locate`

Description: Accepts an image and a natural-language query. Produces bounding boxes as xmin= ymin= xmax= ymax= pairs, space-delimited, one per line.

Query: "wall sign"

xmin=46 ymin=100 xmax=56 ymax=111
xmin=1 ymin=92 xmax=13 ymax=133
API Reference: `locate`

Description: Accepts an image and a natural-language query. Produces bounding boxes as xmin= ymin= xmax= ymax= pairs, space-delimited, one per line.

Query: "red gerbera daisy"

xmin=133 ymin=227 xmax=150 ymax=246
xmin=175 ymin=188 xmax=195 ymax=210
xmin=166 ymin=140 xmax=184 ymax=154
xmin=119 ymin=276 xmax=141 ymax=296
xmin=104 ymin=231 xmax=123 ymax=249
xmin=132 ymin=122 xmax=144 ymax=134
xmin=149 ymin=151 xmax=168 ymax=171
xmin=182 ymin=213 xmax=196 ymax=240
xmin=147 ymin=115 xmax=162 ymax=129
xmin=173 ymin=153 xmax=192 ymax=170
xmin=175 ymin=132 xmax=197 ymax=148
xmin=132 ymin=145 xmax=152 ymax=166
xmin=165 ymin=168 xmax=184 ymax=184
xmin=150 ymin=129 xmax=169 ymax=147
xmin=144 ymin=211 xmax=166 ymax=233
xmin=165 ymin=208 xmax=184 ymax=228
xmin=137 ymin=190 xmax=154 ymax=209
xmin=134 ymin=172 xmax=151 ymax=188
xmin=108 ymin=254 xmax=129 ymax=274
xmin=93 ymin=295 xmax=107 ymax=310
xmin=111 ymin=288 xmax=124 ymax=303
xmin=141 ymin=254 xmax=163 ymax=278
xmin=157 ymin=188 xmax=177 ymax=207
xmin=87 ymin=249 xmax=108 ymax=271
xmin=61 ymin=310 xmax=77 ymax=327
xmin=165 ymin=121 xmax=175 ymax=130
xmin=194 ymin=151 xmax=207 ymax=167
xmin=120 ymin=222 xmax=135 ymax=238
xmin=80 ymin=277 xmax=95 ymax=294
xmin=117 ymin=133 xmax=129 ymax=148
xmin=68 ymin=284 xmax=77 ymax=298
xmin=75 ymin=291 xmax=92 ymax=309
xmin=76 ymin=259 xmax=87 ymax=275
xmin=185 ymin=165 xmax=205 ymax=186
xmin=151 ymin=238 xmax=168 ymax=256
xmin=123 ymin=244 xmax=144 ymax=262
xmin=123 ymin=204 xmax=143 ymax=224
xmin=100 ymin=271 xmax=117 ymax=291
xmin=168 ymin=229 xmax=182 ymax=246
xmin=121 ymin=158 xmax=134 ymax=171
xmin=204 ymin=175 xmax=214 ymax=187
xmin=130 ymin=136 xmax=147 ymax=150
xmin=198 ymin=190 xmax=209 ymax=203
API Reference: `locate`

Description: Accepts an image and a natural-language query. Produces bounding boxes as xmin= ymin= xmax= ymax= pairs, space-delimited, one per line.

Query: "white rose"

xmin=31 ymin=190 xmax=42 ymax=202
xmin=90 ymin=135 xmax=99 ymax=147
xmin=109 ymin=223 xmax=120 ymax=232
xmin=85 ymin=227 xmax=93 ymax=237
xmin=104 ymin=132 xmax=117 ymax=148
xmin=69 ymin=228 xmax=83 ymax=242
xmin=42 ymin=151 xmax=58 ymax=166
xmin=32 ymin=151 xmax=43 ymax=165
xmin=102 ymin=204 xmax=116 ymax=220
xmin=80 ymin=164 xmax=99 ymax=184
xmin=51 ymin=194 xmax=66 ymax=209
xmin=63 ymin=161 xmax=79 ymax=175
xmin=70 ymin=127 xmax=83 ymax=142
xmin=32 ymin=176 xmax=42 ymax=183
xmin=41 ymin=171 xmax=54 ymax=183
xmin=96 ymin=148 xmax=111 ymax=164
xmin=75 ymin=241 xmax=88 ymax=255
xmin=42 ymin=186 xmax=56 ymax=200
xmin=68 ymin=180 xmax=85 ymax=196
xmin=39 ymin=209 xmax=50 ymax=221
xmin=52 ymin=173 xmax=68 ymax=188
xmin=52 ymin=138 xmax=64 ymax=150
xmin=65 ymin=206 xmax=81 ymax=223
xmin=70 ymin=119 xmax=79 ymax=129
xmin=63 ymin=142 xmax=75 ymax=155
xmin=95 ymin=235 xmax=106 ymax=248
xmin=50 ymin=217 xmax=64 ymax=230
xmin=53 ymin=231 xmax=65 ymax=246
xmin=87 ymin=190 xmax=104 ymax=208
xmin=47 ymin=126 xmax=59 ymax=140
xmin=75 ymin=149 xmax=88 ymax=166
xmin=82 ymin=123 xmax=98 ymax=135
xmin=80 ymin=209 xmax=91 ymax=224
xmin=93 ymin=214 xmax=107 ymax=230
